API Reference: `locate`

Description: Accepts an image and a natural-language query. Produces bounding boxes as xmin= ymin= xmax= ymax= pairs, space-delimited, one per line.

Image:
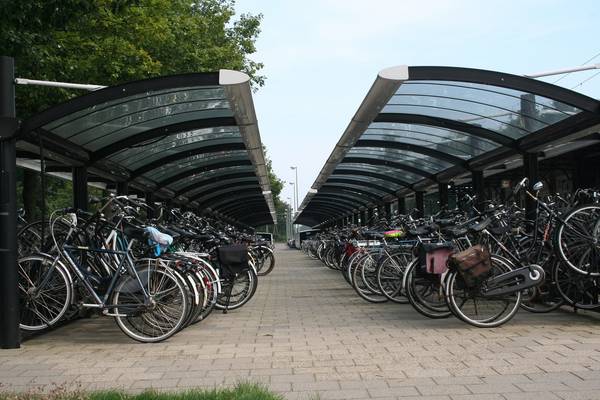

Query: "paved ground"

xmin=1 ymin=245 xmax=600 ymax=399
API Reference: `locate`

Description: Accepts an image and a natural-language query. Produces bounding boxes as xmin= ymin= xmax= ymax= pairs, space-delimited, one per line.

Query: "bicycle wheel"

xmin=352 ymin=254 xmax=388 ymax=303
xmin=445 ymin=256 xmax=521 ymax=328
xmin=554 ymin=260 xmax=600 ymax=310
xmin=376 ymin=250 xmax=410 ymax=304
xmin=215 ymin=267 xmax=258 ymax=310
xmin=556 ymin=205 xmax=600 ymax=276
xmin=112 ymin=263 xmax=189 ymax=343
xmin=403 ymin=259 xmax=452 ymax=319
xmin=18 ymin=255 xmax=72 ymax=331
xmin=256 ymin=247 xmax=275 ymax=276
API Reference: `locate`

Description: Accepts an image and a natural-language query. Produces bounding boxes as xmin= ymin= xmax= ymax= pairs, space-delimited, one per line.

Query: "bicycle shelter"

xmin=0 ymin=59 xmax=276 ymax=348
xmin=294 ymin=65 xmax=600 ymax=227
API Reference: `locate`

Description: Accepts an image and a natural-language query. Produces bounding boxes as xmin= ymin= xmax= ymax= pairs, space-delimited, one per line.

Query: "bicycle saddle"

xmin=468 ymin=218 xmax=492 ymax=233
xmin=442 ymin=226 xmax=468 ymax=238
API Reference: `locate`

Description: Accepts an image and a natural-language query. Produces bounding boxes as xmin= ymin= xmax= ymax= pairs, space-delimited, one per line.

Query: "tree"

xmin=0 ymin=0 xmax=264 ymax=218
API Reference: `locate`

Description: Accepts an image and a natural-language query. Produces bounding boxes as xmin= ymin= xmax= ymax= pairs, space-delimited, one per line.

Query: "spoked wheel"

xmin=554 ymin=260 xmax=600 ymax=310
xmin=255 ymin=247 xmax=275 ymax=276
xmin=18 ymin=255 xmax=72 ymax=331
xmin=192 ymin=267 xmax=218 ymax=323
xmin=215 ymin=267 xmax=258 ymax=310
xmin=112 ymin=263 xmax=190 ymax=343
xmin=445 ymin=256 xmax=521 ymax=328
xmin=557 ymin=205 xmax=600 ymax=276
xmin=403 ymin=259 xmax=452 ymax=319
xmin=352 ymin=254 xmax=388 ymax=303
xmin=376 ymin=250 xmax=410 ymax=304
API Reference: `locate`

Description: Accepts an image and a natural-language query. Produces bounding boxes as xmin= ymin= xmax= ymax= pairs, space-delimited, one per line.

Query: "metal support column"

xmin=523 ymin=152 xmax=539 ymax=222
xmin=385 ymin=202 xmax=392 ymax=218
xmin=72 ymin=167 xmax=88 ymax=211
xmin=359 ymin=210 xmax=366 ymax=226
xmin=145 ymin=192 xmax=155 ymax=218
xmin=472 ymin=170 xmax=485 ymax=211
xmin=438 ymin=182 xmax=448 ymax=210
xmin=415 ymin=191 xmax=424 ymax=218
xmin=116 ymin=181 xmax=128 ymax=196
xmin=0 ymin=56 xmax=20 ymax=348
xmin=397 ymin=196 xmax=406 ymax=215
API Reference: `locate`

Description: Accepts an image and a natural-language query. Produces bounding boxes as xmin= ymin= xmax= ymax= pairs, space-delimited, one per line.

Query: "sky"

xmin=234 ymin=0 xmax=600 ymax=210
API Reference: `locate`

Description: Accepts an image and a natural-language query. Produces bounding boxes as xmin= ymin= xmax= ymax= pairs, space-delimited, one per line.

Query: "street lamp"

xmin=288 ymin=182 xmax=296 ymax=212
xmin=290 ymin=166 xmax=298 ymax=215
xmin=286 ymin=196 xmax=292 ymax=239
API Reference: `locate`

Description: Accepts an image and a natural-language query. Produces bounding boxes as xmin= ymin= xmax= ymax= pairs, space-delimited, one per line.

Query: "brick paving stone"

xmin=2 ymin=245 xmax=600 ymax=400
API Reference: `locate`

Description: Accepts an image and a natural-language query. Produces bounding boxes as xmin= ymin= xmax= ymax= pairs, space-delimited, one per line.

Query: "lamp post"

xmin=286 ymin=197 xmax=292 ymax=239
xmin=288 ymin=182 xmax=296 ymax=212
xmin=290 ymin=166 xmax=298 ymax=213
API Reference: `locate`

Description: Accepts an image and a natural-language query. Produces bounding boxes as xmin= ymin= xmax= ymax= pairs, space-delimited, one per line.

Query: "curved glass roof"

xmin=296 ymin=65 xmax=600 ymax=227
xmin=19 ymin=71 xmax=276 ymax=226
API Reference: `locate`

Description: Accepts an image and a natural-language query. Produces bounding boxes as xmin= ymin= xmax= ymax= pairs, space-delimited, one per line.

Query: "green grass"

xmin=0 ymin=383 xmax=284 ymax=400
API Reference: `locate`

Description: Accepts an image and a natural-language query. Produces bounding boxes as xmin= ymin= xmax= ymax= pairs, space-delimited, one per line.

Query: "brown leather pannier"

xmin=448 ymin=245 xmax=492 ymax=287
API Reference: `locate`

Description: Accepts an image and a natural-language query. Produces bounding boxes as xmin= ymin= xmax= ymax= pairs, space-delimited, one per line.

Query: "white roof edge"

xmin=378 ymin=65 xmax=409 ymax=81
xmin=219 ymin=69 xmax=251 ymax=85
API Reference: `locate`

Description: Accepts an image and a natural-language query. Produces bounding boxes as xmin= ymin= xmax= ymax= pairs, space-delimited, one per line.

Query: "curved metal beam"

xmin=130 ymin=142 xmax=246 ymax=178
xmin=342 ymin=156 xmax=436 ymax=181
xmin=354 ymin=139 xmax=469 ymax=168
xmin=332 ymin=169 xmax=413 ymax=188
xmin=90 ymin=117 xmax=237 ymax=162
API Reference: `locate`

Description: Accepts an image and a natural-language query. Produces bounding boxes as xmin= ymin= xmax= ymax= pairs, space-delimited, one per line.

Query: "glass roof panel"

xmin=109 ymin=136 xmax=243 ymax=171
xmin=43 ymin=86 xmax=225 ymax=131
xmin=323 ymin=182 xmax=389 ymax=197
xmin=194 ymin=183 xmax=260 ymax=203
xmin=336 ymin=163 xmax=423 ymax=183
xmin=329 ymin=174 xmax=402 ymax=191
xmin=347 ymin=148 xmax=453 ymax=172
xmin=45 ymin=87 xmax=226 ymax=135
xmin=143 ymin=151 xmax=249 ymax=182
xmin=167 ymin=165 xmax=256 ymax=191
xmin=77 ymin=106 xmax=232 ymax=151
xmin=365 ymin=122 xmax=499 ymax=156
xmin=382 ymin=81 xmax=582 ymax=139
xmin=184 ymin=177 xmax=259 ymax=197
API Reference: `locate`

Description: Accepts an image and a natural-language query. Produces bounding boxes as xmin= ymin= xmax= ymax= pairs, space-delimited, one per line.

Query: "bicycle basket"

xmin=384 ymin=229 xmax=405 ymax=238
xmin=217 ymin=244 xmax=249 ymax=273
xmin=448 ymin=244 xmax=492 ymax=287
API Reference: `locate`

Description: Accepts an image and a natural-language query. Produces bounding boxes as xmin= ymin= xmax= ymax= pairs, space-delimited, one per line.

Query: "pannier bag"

xmin=217 ymin=244 xmax=249 ymax=273
xmin=448 ymin=244 xmax=492 ymax=287
xmin=417 ymin=242 xmax=454 ymax=275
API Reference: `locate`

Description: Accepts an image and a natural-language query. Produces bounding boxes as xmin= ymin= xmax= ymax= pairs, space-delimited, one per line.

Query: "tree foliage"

xmin=1 ymin=0 xmax=266 ymax=220
xmin=0 ymin=0 xmax=265 ymax=118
